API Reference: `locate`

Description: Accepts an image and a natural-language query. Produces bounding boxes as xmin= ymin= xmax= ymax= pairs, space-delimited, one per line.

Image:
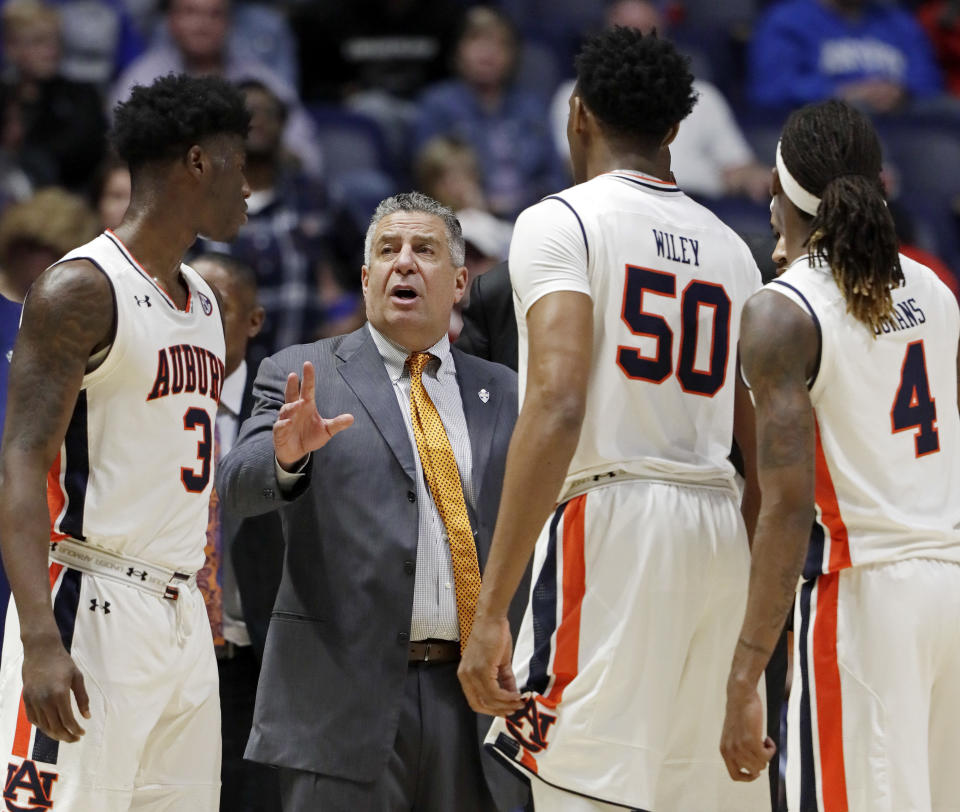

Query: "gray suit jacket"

xmin=216 ymin=326 xmax=526 ymax=810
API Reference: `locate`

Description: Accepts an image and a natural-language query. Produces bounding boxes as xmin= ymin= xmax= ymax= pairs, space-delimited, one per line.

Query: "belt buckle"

xmin=423 ymin=642 xmax=433 ymax=663
xmin=163 ymin=572 xmax=190 ymax=601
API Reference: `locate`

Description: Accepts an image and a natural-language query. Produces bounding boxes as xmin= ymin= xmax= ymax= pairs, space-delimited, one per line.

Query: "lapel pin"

xmin=478 ymin=388 xmax=490 ymax=403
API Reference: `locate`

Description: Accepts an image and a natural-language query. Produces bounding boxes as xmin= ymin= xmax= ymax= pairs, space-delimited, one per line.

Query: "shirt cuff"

xmin=275 ymin=454 xmax=310 ymax=491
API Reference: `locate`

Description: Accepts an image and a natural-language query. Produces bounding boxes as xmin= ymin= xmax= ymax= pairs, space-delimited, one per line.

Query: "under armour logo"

xmin=89 ymin=599 xmax=110 ymax=614
xmin=134 ymin=295 xmax=151 ymax=308
xmin=126 ymin=567 xmax=148 ymax=582
xmin=478 ymin=388 xmax=490 ymax=403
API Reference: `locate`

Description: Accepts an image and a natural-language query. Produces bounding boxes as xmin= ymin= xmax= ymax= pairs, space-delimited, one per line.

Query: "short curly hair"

xmin=574 ymin=27 xmax=696 ymax=146
xmin=111 ymin=74 xmax=250 ymax=172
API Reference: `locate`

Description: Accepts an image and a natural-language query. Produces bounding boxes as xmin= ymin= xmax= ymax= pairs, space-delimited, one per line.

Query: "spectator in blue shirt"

xmin=413 ymin=6 xmax=564 ymax=220
xmin=749 ymin=0 xmax=944 ymax=112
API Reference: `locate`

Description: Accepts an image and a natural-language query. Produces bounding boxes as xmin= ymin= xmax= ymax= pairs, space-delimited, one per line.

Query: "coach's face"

xmin=362 ymin=211 xmax=468 ymax=352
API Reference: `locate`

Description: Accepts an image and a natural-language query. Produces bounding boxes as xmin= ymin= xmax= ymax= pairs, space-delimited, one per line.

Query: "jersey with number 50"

xmin=509 ymin=171 xmax=762 ymax=501
xmin=45 ymin=231 xmax=225 ymax=572
xmin=769 ymin=253 xmax=960 ymax=575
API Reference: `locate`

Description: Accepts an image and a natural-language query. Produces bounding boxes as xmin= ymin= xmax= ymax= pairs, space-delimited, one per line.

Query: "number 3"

xmin=617 ymin=265 xmax=731 ymax=397
xmin=891 ymin=340 xmax=939 ymax=456
xmin=182 ymin=407 xmax=212 ymax=492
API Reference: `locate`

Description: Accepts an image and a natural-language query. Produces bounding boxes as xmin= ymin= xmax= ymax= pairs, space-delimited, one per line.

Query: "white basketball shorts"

xmin=787 ymin=557 xmax=960 ymax=812
xmin=0 ymin=563 xmax=220 ymax=811
xmin=486 ymin=478 xmax=770 ymax=811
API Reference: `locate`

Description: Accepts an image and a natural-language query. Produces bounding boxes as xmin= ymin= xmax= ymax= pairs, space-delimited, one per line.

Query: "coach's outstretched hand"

xmin=458 ymin=613 xmax=523 ymax=717
xmin=22 ymin=635 xmax=90 ymax=742
xmin=274 ymin=361 xmax=354 ymax=470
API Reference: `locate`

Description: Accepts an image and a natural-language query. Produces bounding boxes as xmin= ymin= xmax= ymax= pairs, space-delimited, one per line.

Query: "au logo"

xmin=4 ymin=759 xmax=58 ymax=811
xmin=504 ymin=695 xmax=557 ymax=754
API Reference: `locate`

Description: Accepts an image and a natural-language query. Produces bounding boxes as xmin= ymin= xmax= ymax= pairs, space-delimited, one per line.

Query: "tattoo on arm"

xmin=3 ymin=261 xmax=114 ymax=459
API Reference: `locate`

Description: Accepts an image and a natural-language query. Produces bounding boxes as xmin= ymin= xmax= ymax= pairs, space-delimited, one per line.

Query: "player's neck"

xmin=111 ymin=206 xmax=195 ymax=287
xmin=586 ymin=143 xmax=670 ymax=183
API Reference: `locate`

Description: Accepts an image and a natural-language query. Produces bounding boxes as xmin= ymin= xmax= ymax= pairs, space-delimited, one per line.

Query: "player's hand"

xmin=21 ymin=635 xmax=90 ymax=742
xmin=458 ymin=614 xmax=523 ymax=717
xmin=273 ymin=361 xmax=354 ymax=469
xmin=720 ymin=679 xmax=776 ymax=782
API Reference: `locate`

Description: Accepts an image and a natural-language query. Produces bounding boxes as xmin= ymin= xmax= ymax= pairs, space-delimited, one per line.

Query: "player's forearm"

xmin=728 ymin=500 xmax=813 ymax=690
xmin=475 ymin=389 xmax=584 ymax=620
xmin=0 ymin=461 xmax=62 ymax=645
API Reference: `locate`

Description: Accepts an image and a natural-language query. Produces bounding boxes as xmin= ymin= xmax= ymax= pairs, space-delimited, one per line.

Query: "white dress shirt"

xmin=276 ymin=325 xmax=476 ymax=640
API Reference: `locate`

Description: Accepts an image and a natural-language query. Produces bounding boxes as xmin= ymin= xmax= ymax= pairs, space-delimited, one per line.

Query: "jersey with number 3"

xmin=46 ymin=231 xmax=225 ymax=573
xmin=510 ymin=171 xmax=762 ymax=500
xmin=769 ymin=254 xmax=960 ymax=575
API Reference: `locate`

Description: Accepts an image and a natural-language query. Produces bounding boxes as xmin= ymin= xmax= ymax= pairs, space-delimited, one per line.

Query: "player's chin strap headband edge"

xmin=776 ymin=141 xmax=821 ymax=216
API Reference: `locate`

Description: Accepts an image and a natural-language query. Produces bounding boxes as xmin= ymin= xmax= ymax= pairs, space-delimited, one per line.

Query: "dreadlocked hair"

xmin=780 ymin=100 xmax=902 ymax=332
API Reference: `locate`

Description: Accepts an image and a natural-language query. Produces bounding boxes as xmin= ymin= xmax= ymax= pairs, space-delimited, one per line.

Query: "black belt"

xmin=408 ymin=639 xmax=460 ymax=664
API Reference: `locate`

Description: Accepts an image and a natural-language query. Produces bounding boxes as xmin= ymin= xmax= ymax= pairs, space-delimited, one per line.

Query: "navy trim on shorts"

xmin=522 ymin=503 xmax=566 ymax=695
xmin=797 ymin=578 xmax=819 ymax=811
xmin=803 ymin=522 xmax=826 ymax=581
xmin=59 ymin=391 xmax=89 ymax=540
xmin=32 ymin=568 xmax=83 ymax=764
xmin=544 ymin=196 xmax=589 ymax=266
xmin=769 ymin=279 xmax=823 ymax=388
xmin=486 ymin=741 xmax=642 ymax=810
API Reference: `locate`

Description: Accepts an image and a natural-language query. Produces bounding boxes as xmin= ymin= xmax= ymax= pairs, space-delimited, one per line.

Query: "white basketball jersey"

xmin=509 ymin=171 xmax=762 ymax=499
xmin=770 ymin=254 xmax=960 ymax=574
xmin=46 ymin=231 xmax=225 ymax=572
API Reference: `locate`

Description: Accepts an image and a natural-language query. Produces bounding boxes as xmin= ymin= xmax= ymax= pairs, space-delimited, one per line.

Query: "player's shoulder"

xmin=899 ymin=252 xmax=950 ymax=288
xmin=676 ymin=194 xmax=761 ymax=267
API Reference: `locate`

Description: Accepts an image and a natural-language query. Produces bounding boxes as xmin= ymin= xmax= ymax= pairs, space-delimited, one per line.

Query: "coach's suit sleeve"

xmin=216 ymin=353 xmax=313 ymax=519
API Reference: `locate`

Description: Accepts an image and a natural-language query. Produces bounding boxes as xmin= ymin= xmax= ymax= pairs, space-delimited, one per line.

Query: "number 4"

xmin=890 ymin=340 xmax=939 ymax=457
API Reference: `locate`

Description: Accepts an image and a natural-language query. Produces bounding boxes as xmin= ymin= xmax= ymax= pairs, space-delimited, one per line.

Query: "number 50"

xmin=617 ymin=265 xmax=731 ymax=397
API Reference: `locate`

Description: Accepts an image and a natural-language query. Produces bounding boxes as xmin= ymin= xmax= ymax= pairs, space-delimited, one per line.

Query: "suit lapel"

xmin=453 ymin=347 xmax=500 ymax=494
xmin=337 ymin=327 xmax=416 ymax=481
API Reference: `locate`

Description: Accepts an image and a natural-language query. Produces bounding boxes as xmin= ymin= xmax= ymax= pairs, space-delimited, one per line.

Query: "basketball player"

xmin=0 ymin=74 xmax=250 ymax=810
xmin=458 ymin=27 xmax=770 ymax=812
xmin=721 ymin=100 xmax=960 ymax=811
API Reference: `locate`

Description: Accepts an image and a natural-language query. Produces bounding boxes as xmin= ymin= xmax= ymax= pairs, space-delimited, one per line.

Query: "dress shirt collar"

xmin=220 ymin=360 xmax=247 ymax=417
xmin=366 ymin=323 xmax=452 ymax=382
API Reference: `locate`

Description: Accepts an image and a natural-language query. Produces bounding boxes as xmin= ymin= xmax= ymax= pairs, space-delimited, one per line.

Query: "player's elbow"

xmin=527 ymin=381 xmax=587 ymax=437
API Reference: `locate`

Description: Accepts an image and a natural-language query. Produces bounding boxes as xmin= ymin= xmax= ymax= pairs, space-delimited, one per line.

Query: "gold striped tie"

xmin=407 ymin=352 xmax=482 ymax=651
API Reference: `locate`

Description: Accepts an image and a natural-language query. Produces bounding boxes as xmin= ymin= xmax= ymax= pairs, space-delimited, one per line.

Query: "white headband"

xmin=776 ymin=141 xmax=820 ymax=216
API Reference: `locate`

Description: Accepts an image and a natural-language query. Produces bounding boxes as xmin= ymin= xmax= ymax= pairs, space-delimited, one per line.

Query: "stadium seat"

xmin=307 ymin=104 xmax=395 ymax=183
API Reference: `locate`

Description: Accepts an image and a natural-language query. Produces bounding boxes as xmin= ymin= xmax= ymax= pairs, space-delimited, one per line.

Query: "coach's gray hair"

xmin=363 ymin=191 xmax=466 ymax=268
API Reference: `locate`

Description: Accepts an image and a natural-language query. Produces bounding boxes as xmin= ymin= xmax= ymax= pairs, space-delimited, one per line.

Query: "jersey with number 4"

xmin=46 ymin=231 xmax=225 ymax=573
xmin=510 ymin=171 xmax=762 ymax=500
xmin=770 ymin=254 xmax=960 ymax=575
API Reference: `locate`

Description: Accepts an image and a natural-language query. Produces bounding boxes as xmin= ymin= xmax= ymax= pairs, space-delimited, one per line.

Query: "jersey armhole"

xmin=543 ymin=195 xmax=589 ymax=265
xmin=66 ymin=258 xmax=124 ymax=389
xmin=768 ymin=279 xmax=823 ymax=390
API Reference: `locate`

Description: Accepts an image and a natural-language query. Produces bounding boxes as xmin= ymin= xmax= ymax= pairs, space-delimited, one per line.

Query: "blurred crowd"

xmin=1 ymin=0 xmax=959 ymax=366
